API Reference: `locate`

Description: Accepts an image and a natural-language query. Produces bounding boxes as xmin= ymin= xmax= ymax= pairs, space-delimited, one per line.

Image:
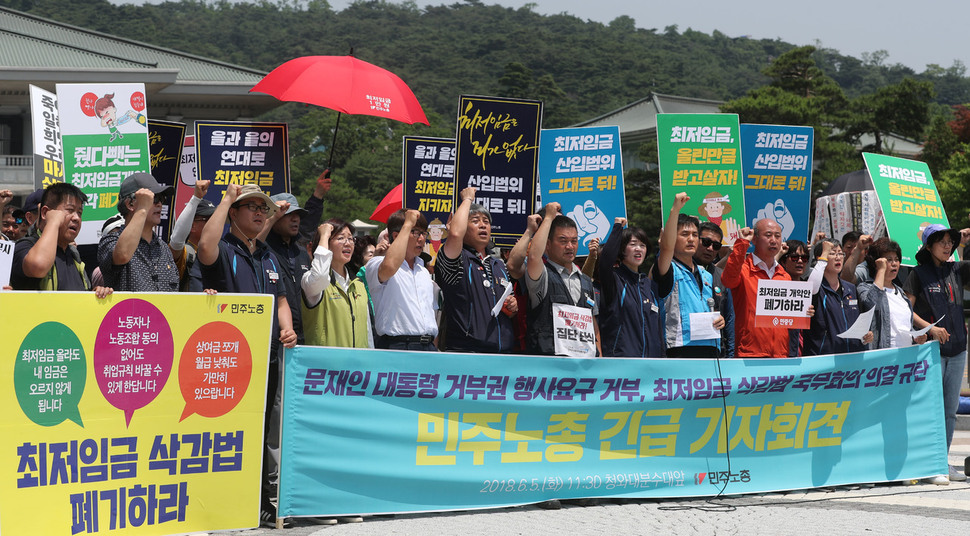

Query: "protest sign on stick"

xmin=454 ymin=95 xmax=542 ymax=247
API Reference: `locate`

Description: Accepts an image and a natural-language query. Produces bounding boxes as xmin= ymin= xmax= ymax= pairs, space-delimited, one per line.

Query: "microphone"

xmin=707 ymin=297 xmax=716 ymax=313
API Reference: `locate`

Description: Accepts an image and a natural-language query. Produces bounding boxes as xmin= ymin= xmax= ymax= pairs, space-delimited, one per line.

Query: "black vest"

xmin=526 ymin=261 xmax=595 ymax=355
xmin=913 ymin=263 xmax=967 ymax=357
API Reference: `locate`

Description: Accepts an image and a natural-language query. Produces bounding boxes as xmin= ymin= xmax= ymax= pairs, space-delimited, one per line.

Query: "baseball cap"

xmin=119 ymin=172 xmax=174 ymax=199
xmin=269 ymin=192 xmax=308 ymax=217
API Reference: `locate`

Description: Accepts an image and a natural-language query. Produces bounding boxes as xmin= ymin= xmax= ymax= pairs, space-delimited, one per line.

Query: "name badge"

xmin=848 ymin=299 xmax=858 ymax=306
xmin=650 ymin=303 xmax=659 ymax=313
xmin=267 ymin=270 xmax=279 ymax=282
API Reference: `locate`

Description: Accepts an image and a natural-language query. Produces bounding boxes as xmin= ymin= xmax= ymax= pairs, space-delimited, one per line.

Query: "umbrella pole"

xmin=327 ymin=111 xmax=342 ymax=169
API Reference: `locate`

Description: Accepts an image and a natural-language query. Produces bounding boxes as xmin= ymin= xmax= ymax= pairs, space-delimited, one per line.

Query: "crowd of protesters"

xmin=6 ymin=172 xmax=970 ymax=521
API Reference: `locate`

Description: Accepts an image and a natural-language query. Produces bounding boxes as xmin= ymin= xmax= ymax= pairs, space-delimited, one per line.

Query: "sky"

xmin=317 ymin=0 xmax=967 ymax=73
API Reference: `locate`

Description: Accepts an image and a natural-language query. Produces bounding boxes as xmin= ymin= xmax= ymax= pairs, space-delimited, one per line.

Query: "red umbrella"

xmin=251 ymin=55 xmax=429 ymax=167
xmin=370 ymin=183 xmax=403 ymax=223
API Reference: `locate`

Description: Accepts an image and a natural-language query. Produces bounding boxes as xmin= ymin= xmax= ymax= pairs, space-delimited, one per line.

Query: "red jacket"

xmin=721 ymin=239 xmax=792 ymax=358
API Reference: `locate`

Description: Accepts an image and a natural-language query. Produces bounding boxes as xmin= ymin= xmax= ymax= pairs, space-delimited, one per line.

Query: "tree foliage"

xmin=17 ymin=0 xmax=970 ymax=230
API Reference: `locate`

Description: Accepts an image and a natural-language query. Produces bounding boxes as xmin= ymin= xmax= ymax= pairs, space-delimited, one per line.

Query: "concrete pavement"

xmin=194 ymin=423 xmax=970 ymax=536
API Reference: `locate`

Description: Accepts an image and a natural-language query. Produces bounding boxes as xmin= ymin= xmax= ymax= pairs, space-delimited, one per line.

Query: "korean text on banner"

xmin=0 ymin=292 xmax=274 ymax=535
xmin=30 ymin=84 xmax=65 ymax=189
xmin=194 ymin=122 xmax=291 ymax=207
xmin=57 ymin=83 xmax=151 ymax=245
xmin=538 ymin=126 xmax=626 ymax=256
xmin=657 ymin=114 xmax=745 ymax=246
xmin=740 ymin=124 xmax=814 ymax=243
xmin=403 ymin=136 xmax=456 ymax=265
xmin=754 ymin=279 xmax=813 ymax=329
xmin=171 ymin=135 xmax=197 ymax=233
xmin=280 ymin=343 xmax=945 ymax=517
xmin=147 ymin=120 xmax=186 ymax=243
xmin=862 ymin=153 xmax=951 ymax=265
xmin=454 ymin=95 xmax=542 ymax=248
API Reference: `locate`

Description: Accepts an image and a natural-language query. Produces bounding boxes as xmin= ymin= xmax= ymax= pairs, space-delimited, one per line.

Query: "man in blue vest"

xmin=652 ymin=193 xmax=725 ymax=358
xmin=435 ymin=186 xmax=516 ymax=353
xmin=524 ymin=202 xmax=599 ymax=356
xmin=196 ymin=182 xmax=297 ymax=526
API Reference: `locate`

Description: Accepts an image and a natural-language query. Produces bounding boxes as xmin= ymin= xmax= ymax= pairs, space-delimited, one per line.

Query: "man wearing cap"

xmin=904 ymin=223 xmax=970 ymax=482
xmin=2 ymin=205 xmax=26 ymax=241
xmin=21 ymin=188 xmax=43 ymax=231
xmin=257 ymin=191 xmax=312 ymax=344
xmin=434 ymin=186 xmax=516 ymax=353
xmin=197 ymin=183 xmax=296 ymax=525
xmin=11 ymin=182 xmax=111 ymax=298
xmin=98 ymin=172 xmax=182 ymax=292
xmin=168 ymin=180 xmax=216 ymax=292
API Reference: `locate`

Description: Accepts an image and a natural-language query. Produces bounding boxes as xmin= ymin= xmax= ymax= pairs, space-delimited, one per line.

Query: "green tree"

xmin=842 ymin=78 xmax=935 ymax=153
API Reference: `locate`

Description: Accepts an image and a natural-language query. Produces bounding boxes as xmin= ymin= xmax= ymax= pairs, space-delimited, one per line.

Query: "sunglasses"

xmin=786 ymin=254 xmax=808 ymax=262
xmin=699 ymin=237 xmax=722 ymax=251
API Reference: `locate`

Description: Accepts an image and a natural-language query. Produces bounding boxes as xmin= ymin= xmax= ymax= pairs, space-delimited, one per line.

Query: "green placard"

xmin=862 ymin=153 xmax=951 ymax=265
xmin=657 ymin=114 xmax=746 ymax=245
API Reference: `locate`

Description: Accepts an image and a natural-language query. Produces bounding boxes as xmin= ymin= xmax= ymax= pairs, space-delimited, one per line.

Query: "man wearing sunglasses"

xmin=693 ymin=221 xmax=735 ymax=358
xmin=98 ymin=172 xmax=182 ymax=292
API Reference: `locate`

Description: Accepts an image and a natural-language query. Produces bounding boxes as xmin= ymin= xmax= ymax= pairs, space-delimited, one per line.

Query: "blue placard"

xmin=538 ymin=126 xmax=626 ymax=256
xmin=280 ymin=343 xmax=945 ymax=517
xmin=739 ymin=124 xmax=813 ymax=243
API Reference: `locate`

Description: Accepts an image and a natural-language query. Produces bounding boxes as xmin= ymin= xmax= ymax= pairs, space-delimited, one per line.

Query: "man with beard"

xmin=98 ymin=172 xmax=181 ymax=292
xmin=11 ymin=182 xmax=111 ymax=298
xmin=523 ymin=203 xmax=599 ymax=356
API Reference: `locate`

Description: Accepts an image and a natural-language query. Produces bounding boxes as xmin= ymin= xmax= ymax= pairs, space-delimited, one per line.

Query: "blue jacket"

xmin=804 ymin=277 xmax=865 ymax=355
xmin=597 ymin=223 xmax=664 ymax=358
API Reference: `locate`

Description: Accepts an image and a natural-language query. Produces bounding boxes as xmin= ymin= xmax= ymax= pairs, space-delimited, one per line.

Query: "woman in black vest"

xmin=903 ymin=224 xmax=970 ymax=483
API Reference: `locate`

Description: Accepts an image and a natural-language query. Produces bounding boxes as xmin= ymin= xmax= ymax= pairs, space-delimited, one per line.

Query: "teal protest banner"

xmin=657 ymin=114 xmax=745 ymax=245
xmin=862 ymin=153 xmax=952 ymax=265
xmin=280 ymin=343 xmax=945 ymax=517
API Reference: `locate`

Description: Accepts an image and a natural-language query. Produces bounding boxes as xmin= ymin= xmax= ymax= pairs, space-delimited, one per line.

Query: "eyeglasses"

xmin=332 ymin=235 xmax=355 ymax=244
xmin=153 ymin=195 xmax=169 ymax=205
xmin=786 ymin=254 xmax=808 ymax=262
xmin=410 ymin=229 xmax=429 ymax=239
xmin=238 ymin=203 xmax=270 ymax=214
xmin=699 ymin=237 xmax=722 ymax=251
xmin=555 ymin=237 xmax=579 ymax=246
xmin=828 ymin=252 xmax=845 ymax=258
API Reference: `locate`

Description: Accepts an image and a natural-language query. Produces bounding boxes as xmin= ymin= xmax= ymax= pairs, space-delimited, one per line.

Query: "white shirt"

xmin=751 ymin=252 xmax=779 ymax=279
xmin=885 ymin=286 xmax=913 ymax=348
xmin=365 ymin=255 xmax=438 ymax=337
